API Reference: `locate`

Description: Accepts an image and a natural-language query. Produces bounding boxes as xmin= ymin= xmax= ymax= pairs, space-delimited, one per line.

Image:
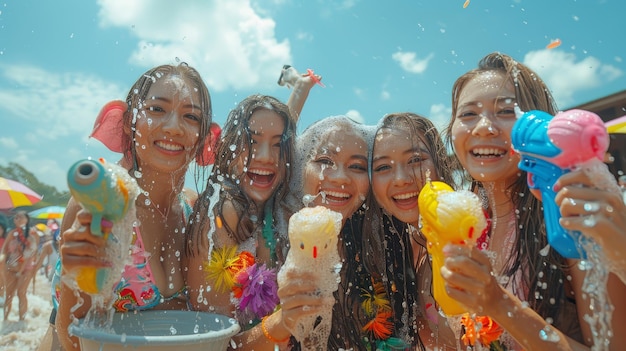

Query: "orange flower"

xmin=362 ymin=310 xmax=393 ymax=340
xmin=460 ymin=313 xmax=504 ymax=347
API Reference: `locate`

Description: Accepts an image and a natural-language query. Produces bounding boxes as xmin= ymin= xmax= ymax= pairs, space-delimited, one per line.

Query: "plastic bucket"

xmin=69 ymin=310 xmax=240 ymax=351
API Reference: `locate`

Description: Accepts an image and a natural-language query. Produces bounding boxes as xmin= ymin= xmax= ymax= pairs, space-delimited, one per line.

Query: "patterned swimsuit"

xmin=52 ymin=193 xmax=193 ymax=312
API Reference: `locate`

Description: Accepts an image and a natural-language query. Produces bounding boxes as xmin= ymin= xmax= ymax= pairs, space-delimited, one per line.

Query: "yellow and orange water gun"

xmin=418 ymin=181 xmax=488 ymax=316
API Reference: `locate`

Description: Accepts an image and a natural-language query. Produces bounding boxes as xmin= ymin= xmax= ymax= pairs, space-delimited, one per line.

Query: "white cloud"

xmin=97 ymin=0 xmax=292 ymax=92
xmin=392 ymin=51 xmax=434 ymax=74
xmin=380 ymin=90 xmax=390 ymax=100
xmin=0 ymin=137 xmax=18 ymax=150
xmin=0 ymin=64 xmax=124 ymax=139
xmin=345 ymin=109 xmax=365 ymax=124
xmin=428 ymin=103 xmax=451 ymax=131
xmin=0 ymin=63 xmax=123 ymax=190
xmin=523 ymin=50 xmax=623 ymax=107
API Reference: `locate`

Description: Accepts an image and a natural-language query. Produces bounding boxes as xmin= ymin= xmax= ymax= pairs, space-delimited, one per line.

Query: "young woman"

xmin=361 ymin=112 xmax=460 ymax=350
xmin=52 ymin=62 xmax=215 ymax=351
xmin=0 ymin=221 xmax=8 ymax=305
xmin=280 ymin=115 xmax=376 ymax=350
xmin=184 ymin=94 xmax=303 ymax=350
xmin=440 ymin=52 xmax=626 ymax=350
xmin=2 ymin=211 xmax=39 ymax=321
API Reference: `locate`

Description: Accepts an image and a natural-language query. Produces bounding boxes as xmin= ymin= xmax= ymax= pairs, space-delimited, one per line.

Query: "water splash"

xmin=579 ymin=234 xmax=614 ymax=351
xmin=302 ymin=191 xmax=325 ymax=207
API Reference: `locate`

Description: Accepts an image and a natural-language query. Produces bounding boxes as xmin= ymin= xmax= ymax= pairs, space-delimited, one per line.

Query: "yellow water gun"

xmin=418 ymin=181 xmax=487 ymax=316
xmin=67 ymin=158 xmax=140 ymax=294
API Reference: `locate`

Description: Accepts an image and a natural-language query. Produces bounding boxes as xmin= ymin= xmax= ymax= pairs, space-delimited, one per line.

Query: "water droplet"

xmin=582 ymin=215 xmax=597 ymax=227
xmin=539 ymin=244 xmax=550 ymax=256
xmin=539 ymin=325 xmax=560 ymax=342
xmin=170 ymin=326 xmax=177 ymax=335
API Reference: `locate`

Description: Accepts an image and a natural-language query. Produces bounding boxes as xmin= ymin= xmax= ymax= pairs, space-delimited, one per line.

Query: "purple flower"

xmin=235 ymin=263 xmax=279 ymax=319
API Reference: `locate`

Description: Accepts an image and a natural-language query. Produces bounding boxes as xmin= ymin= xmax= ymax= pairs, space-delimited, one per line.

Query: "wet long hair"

xmin=443 ymin=52 xmax=572 ymax=331
xmin=186 ymin=94 xmax=296 ymax=263
xmin=119 ymin=63 xmax=214 ymax=189
xmin=280 ymin=115 xmax=376 ymax=350
xmin=360 ymin=112 xmax=459 ymax=349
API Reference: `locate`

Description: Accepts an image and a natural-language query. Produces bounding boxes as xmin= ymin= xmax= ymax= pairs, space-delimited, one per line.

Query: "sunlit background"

xmin=1 ymin=0 xmax=624 ymax=193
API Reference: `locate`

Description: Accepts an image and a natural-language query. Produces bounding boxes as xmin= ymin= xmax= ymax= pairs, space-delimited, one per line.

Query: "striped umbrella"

xmin=29 ymin=205 xmax=66 ymax=219
xmin=0 ymin=177 xmax=43 ymax=209
xmin=606 ymin=115 xmax=626 ymax=134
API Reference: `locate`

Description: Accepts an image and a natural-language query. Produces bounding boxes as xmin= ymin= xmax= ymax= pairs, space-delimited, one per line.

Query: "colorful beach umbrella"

xmin=29 ymin=205 xmax=66 ymax=219
xmin=0 ymin=177 xmax=43 ymax=209
xmin=606 ymin=115 xmax=626 ymax=134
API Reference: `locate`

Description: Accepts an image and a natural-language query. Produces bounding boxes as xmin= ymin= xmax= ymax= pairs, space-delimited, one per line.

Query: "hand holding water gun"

xmin=418 ymin=180 xmax=488 ymax=316
xmin=277 ymin=206 xmax=342 ymax=350
xmin=511 ymin=108 xmax=618 ymax=258
xmin=64 ymin=158 xmax=140 ymax=295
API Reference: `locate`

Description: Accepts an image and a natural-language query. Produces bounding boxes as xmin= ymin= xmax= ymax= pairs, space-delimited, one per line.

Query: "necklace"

xmin=141 ymin=191 xmax=170 ymax=221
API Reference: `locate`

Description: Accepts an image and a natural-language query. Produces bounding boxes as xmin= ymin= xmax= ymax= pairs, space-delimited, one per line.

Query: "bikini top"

xmin=52 ymin=192 xmax=193 ymax=312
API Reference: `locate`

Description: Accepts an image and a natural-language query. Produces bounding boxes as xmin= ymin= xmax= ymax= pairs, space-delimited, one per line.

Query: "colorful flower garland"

xmin=360 ymin=280 xmax=409 ymax=350
xmin=204 ymin=246 xmax=279 ymax=320
xmin=460 ymin=313 xmax=511 ymax=351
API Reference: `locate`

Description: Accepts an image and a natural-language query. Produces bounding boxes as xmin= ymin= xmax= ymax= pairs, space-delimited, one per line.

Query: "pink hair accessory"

xmin=196 ymin=123 xmax=222 ymax=166
xmin=90 ymin=100 xmax=128 ymax=153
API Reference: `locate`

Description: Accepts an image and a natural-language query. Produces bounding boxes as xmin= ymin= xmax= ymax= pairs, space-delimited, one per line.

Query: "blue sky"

xmin=1 ymin=0 xmax=624 ymax=192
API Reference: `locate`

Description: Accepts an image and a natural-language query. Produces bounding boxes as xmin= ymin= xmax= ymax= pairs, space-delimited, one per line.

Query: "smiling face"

xmin=237 ymin=108 xmax=287 ymax=208
xmin=301 ymin=125 xmax=370 ymax=222
xmin=451 ymin=71 xmax=521 ymax=185
xmin=372 ymin=127 xmax=438 ymax=226
xmin=132 ymin=73 xmax=203 ymax=174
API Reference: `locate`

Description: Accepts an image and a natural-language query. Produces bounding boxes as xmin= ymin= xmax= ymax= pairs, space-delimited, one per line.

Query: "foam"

xmin=277 ymin=206 xmax=342 ymax=349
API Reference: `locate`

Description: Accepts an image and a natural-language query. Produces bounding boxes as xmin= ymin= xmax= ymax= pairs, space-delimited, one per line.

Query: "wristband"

xmin=261 ymin=315 xmax=290 ymax=344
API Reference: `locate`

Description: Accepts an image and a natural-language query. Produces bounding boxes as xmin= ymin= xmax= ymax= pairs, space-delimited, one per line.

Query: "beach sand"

xmin=1 ymin=272 xmax=54 ymax=351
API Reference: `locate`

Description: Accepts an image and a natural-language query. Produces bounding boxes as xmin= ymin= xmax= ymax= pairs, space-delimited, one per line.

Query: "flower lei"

xmin=460 ymin=313 xmax=509 ymax=351
xmin=204 ymin=246 xmax=280 ymax=320
xmin=360 ymin=280 xmax=409 ymax=350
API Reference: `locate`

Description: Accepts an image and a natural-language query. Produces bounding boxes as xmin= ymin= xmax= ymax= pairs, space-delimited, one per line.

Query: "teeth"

xmin=324 ymin=190 xmax=349 ymax=199
xmin=248 ymin=169 xmax=274 ymax=176
xmin=155 ymin=141 xmax=183 ymax=151
xmin=472 ymin=148 xmax=505 ymax=156
xmin=393 ymin=192 xmax=418 ymax=200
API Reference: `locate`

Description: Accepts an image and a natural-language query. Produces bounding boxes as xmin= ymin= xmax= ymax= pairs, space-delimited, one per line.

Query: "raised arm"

xmin=278 ymin=65 xmax=322 ymax=123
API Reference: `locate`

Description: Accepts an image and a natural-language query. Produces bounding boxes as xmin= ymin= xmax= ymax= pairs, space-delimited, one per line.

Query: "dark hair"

xmin=0 ymin=221 xmax=7 ymax=239
xmin=120 ymin=62 xmax=214 ymax=189
xmin=186 ymin=94 xmax=296 ymax=263
xmin=359 ymin=112 xmax=459 ymax=349
xmin=444 ymin=52 xmax=569 ymax=327
xmin=13 ymin=210 xmax=32 ymax=240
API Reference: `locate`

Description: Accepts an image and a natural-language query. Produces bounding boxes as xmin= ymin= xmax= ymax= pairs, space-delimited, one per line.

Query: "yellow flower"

xmin=360 ymin=281 xmax=391 ymax=316
xmin=204 ymin=246 xmax=255 ymax=292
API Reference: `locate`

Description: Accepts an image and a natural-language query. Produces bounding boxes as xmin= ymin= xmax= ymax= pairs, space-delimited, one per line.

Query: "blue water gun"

xmin=511 ymin=109 xmax=609 ymax=259
xmin=67 ymin=158 xmax=139 ymax=293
